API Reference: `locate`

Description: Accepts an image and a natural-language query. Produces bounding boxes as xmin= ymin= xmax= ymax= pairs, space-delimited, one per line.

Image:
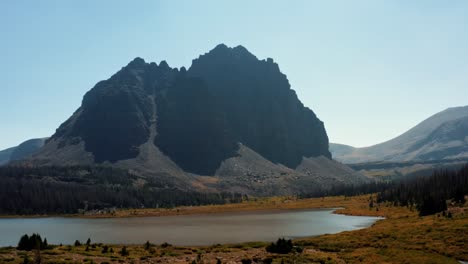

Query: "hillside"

xmin=331 ymin=106 xmax=468 ymax=164
xmin=0 ymin=138 xmax=46 ymax=165
xmin=0 ymin=147 xmax=15 ymax=165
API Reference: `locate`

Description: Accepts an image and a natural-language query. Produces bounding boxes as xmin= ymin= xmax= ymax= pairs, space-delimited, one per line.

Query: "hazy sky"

xmin=1 ymin=0 xmax=467 ymax=149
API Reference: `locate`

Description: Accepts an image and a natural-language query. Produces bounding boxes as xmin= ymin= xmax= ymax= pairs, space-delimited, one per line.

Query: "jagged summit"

xmin=126 ymin=57 xmax=146 ymax=68
xmin=210 ymin=43 xmax=251 ymax=54
xmin=192 ymin=44 xmax=258 ymax=67
xmin=158 ymin=60 xmax=170 ymax=69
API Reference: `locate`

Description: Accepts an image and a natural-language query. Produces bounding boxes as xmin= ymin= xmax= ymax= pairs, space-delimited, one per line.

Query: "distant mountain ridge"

xmin=0 ymin=138 xmax=47 ymax=165
xmin=20 ymin=44 xmax=367 ymax=195
xmin=330 ymin=106 xmax=468 ymax=163
xmin=0 ymin=147 xmax=15 ymax=166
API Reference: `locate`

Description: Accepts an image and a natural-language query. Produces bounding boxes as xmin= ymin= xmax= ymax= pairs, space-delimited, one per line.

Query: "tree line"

xmin=1 ymin=163 xmax=466 ymax=216
xmin=0 ymin=165 xmax=243 ymax=215
xmin=297 ymin=181 xmax=393 ymax=199
xmin=377 ymin=163 xmax=468 ymax=215
xmin=298 ymin=163 xmax=467 ymax=216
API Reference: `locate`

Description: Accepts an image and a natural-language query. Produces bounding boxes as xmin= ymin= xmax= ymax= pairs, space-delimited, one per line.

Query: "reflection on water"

xmin=0 ymin=209 xmax=382 ymax=246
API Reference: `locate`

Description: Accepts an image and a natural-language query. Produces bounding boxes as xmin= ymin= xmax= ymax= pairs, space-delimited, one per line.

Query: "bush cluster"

xmin=17 ymin=233 xmax=48 ymax=251
xmin=266 ymin=238 xmax=293 ymax=254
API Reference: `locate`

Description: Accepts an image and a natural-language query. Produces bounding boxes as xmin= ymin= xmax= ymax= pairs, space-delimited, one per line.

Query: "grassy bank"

xmin=73 ymin=195 xmax=411 ymax=219
xmin=0 ymin=195 xmax=466 ymax=263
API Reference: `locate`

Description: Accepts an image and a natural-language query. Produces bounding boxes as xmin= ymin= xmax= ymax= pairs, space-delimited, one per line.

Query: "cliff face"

xmin=51 ymin=58 xmax=171 ymax=163
xmin=33 ymin=44 xmax=331 ymax=177
xmin=188 ymin=44 xmax=331 ymax=169
xmin=154 ymin=72 xmax=239 ymax=175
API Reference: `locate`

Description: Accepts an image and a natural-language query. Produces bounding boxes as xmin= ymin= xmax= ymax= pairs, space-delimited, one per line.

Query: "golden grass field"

xmin=0 ymin=195 xmax=466 ymax=264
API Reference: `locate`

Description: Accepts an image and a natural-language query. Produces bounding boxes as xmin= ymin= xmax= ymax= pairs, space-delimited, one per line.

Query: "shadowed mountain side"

xmin=52 ymin=60 xmax=157 ymax=163
xmin=155 ymin=74 xmax=239 ymax=175
xmin=188 ymin=44 xmax=331 ymax=168
xmin=115 ymin=91 xmax=197 ymax=190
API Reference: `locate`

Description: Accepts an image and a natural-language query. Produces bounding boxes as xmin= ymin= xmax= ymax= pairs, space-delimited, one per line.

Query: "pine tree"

xmin=18 ymin=234 xmax=30 ymax=250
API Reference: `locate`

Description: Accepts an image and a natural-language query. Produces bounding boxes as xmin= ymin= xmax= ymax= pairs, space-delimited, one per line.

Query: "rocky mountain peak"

xmin=158 ymin=60 xmax=170 ymax=69
xmin=126 ymin=57 xmax=147 ymax=68
xmin=33 ymin=44 xmax=331 ymax=175
xmin=191 ymin=44 xmax=258 ymax=69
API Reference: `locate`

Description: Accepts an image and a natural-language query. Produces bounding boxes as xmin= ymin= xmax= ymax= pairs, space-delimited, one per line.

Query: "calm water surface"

xmin=0 ymin=209 xmax=382 ymax=246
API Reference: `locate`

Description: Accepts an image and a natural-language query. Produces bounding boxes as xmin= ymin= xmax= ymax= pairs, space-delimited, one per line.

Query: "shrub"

xmin=144 ymin=241 xmax=152 ymax=250
xmin=293 ymin=246 xmax=304 ymax=253
xmin=22 ymin=254 xmax=30 ymax=264
xmin=241 ymin=259 xmax=252 ymax=264
xmin=101 ymin=245 xmax=109 ymax=253
xmin=161 ymin=242 xmax=172 ymax=248
xmin=120 ymin=246 xmax=129 ymax=256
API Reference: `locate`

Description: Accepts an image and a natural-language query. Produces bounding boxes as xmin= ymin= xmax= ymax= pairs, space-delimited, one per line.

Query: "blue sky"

xmin=1 ymin=0 xmax=467 ymax=149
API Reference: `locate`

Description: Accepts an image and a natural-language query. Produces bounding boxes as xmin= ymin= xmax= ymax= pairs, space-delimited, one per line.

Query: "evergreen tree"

xmin=144 ymin=241 xmax=151 ymax=250
xmin=18 ymin=234 xmax=30 ymax=250
xmin=17 ymin=233 xmax=47 ymax=251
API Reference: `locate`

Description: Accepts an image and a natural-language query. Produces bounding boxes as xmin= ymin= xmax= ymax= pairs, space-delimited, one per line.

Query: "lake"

xmin=0 ymin=209 xmax=382 ymax=246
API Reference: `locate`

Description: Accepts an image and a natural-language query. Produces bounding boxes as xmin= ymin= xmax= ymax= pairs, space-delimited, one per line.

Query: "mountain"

xmin=10 ymin=138 xmax=48 ymax=161
xmin=331 ymin=106 xmax=468 ymax=163
xmin=25 ymin=44 xmax=367 ymax=195
xmin=0 ymin=147 xmax=15 ymax=165
xmin=0 ymin=138 xmax=47 ymax=165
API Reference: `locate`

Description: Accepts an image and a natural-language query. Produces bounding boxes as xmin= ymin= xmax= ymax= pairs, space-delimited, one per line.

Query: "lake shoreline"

xmin=0 ymin=208 xmax=383 ymax=247
xmin=1 ymin=195 xmax=465 ymax=263
xmin=0 ymin=195 xmax=389 ymax=220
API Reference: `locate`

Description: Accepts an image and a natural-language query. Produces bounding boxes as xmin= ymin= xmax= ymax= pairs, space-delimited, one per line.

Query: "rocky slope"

xmin=25 ymin=44 xmax=366 ymax=195
xmin=331 ymin=106 xmax=468 ymax=163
